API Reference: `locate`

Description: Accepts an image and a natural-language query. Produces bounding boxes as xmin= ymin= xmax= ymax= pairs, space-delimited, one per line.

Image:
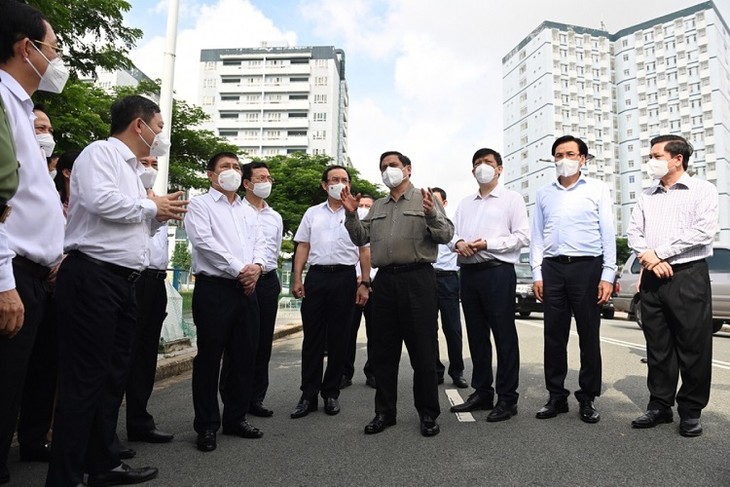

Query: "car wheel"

xmin=712 ymin=320 xmax=724 ymax=334
xmin=602 ymin=309 xmax=615 ymax=320
xmin=519 ymin=311 xmax=531 ymax=317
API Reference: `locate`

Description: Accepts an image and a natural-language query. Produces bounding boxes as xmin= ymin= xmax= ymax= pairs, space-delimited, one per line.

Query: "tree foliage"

xmin=171 ymin=241 xmax=192 ymax=271
xmin=616 ymin=237 xmax=632 ymax=269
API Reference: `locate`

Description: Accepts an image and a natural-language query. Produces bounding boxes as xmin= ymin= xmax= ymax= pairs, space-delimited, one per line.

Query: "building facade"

xmin=502 ymin=1 xmax=730 ymax=243
xmin=198 ymin=45 xmax=349 ymax=166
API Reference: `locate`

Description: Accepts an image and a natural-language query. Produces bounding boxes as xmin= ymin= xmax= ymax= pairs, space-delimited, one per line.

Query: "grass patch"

xmin=181 ymin=291 xmax=193 ymax=314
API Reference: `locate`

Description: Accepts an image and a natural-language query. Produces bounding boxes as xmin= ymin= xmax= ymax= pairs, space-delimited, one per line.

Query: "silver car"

xmin=613 ymin=246 xmax=730 ymax=332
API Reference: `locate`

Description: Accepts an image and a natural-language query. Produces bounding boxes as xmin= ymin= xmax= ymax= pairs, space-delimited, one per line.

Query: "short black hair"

xmin=207 ymin=151 xmax=239 ymax=171
xmin=0 ymin=0 xmax=48 ymax=64
xmin=54 ymin=150 xmax=81 ymax=203
xmin=471 ymin=148 xmax=502 ymax=166
xmin=33 ymin=103 xmax=48 ymax=116
xmin=379 ymin=151 xmax=411 ymax=168
xmin=321 ymin=164 xmax=350 ymax=182
xmin=242 ymin=161 xmax=269 ymax=181
xmin=360 ymin=194 xmax=374 ymax=200
xmin=650 ymin=134 xmax=693 ymax=170
xmin=431 ymin=187 xmax=447 ymax=201
xmin=552 ymin=135 xmax=588 ymax=157
xmin=110 ymin=95 xmax=161 ymax=136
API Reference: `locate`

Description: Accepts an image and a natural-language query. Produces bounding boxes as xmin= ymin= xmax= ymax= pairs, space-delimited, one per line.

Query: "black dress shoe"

xmin=222 ymin=420 xmax=263 ymax=439
xmin=364 ymin=413 xmax=396 ymax=434
xmin=579 ymin=400 xmax=600 ymax=424
xmin=249 ymin=401 xmax=274 ymax=418
xmin=679 ymin=417 xmax=703 ymax=437
xmin=631 ymin=408 xmax=673 ymax=428
xmin=19 ymin=442 xmax=52 ymax=462
xmin=196 ymin=431 xmax=216 ymax=452
xmin=452 ymin=375 xmax=469 ymax=389
xmin=535 ymin=398 xmax=569 ymax=419
xmin=339 ymin=376 xmax=353 ymax=389
xmin=290 ymin=398 xmax=317 ymax=419
xmin=127 ymin=428 xmax=174 ymax=443
xmin=365 ymin=376 xmax=377 ymax=389
xmin=324 ymin=397 xmax=341 ymax=416
xmin=118 ymin=446 xmax=136 ymax=460
xmin=87 ymin=463 xmax=158 ymax=487
xmin=487 ymin=401 xmax=518 ymax=422
xmin=420 ymin=415 xmax=440 ymax=437
xmin=450 ymin=393 xmax=494 ymax=413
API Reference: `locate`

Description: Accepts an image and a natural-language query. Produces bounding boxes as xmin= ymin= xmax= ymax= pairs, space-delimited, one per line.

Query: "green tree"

xmin=171 ymin=241 xmax=191 ymax=271
xmin=616 ymin=237 xmax=632 ymax=269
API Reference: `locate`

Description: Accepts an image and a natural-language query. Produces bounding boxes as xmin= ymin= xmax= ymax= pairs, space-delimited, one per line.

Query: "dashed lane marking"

xmin=445 ymin=389 xmax=476 ymax=422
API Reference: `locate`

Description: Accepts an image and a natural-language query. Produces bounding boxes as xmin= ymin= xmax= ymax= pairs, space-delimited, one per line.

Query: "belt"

xmin=309 ymin=264 xmax=355 ymax=273
xmin=68 ymin=250 xmax=141 ymax=282
xmin=434 ymin=270 xmax=458 ymax=277
xmin=259 ymin=270 xmax=278 ymax=280
xmin=671 ymin=259 xmax=705 ymax=271
xmin=378 ymin=262 xmax=432 ymax=274
xmin=142 ymin=269 xmax=167 ymax=280
xmin=544 ymin=255 xmax=601 ymax=264
xmin=195 ymin=274 xmax=241 ymax=288
xmin=460 ymin=260 xmax=508 ymax=271
xmin=13 ymin=255 xmax=51 ymax=280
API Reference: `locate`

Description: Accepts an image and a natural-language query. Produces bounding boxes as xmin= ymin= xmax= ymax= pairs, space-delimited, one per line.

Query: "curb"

xmin=155 ymin=322 xmax=303 ymax=383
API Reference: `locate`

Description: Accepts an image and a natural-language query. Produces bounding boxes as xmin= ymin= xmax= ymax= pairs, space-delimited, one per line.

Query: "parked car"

xmin=613 ymin=246 xmax=730 ymax=333
xmin=514 ymin=263 xmax=615 ymax=319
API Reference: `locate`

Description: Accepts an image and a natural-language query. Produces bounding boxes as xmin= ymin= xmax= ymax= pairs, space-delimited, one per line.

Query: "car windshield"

xmin=515 ymin=264 xmax=532 ymax=279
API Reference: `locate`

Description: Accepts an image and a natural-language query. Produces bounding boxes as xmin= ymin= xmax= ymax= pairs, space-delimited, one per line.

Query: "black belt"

xmin=544 ymin=255 xmax=601 ymax=264
xmin=309 ymin=264 xmax=355 ymax=273
xmin=434 ymin=270 xmax=458 ymax=277
xmin=460 ymin=260 xmax=508 ymax=271
xmin=142 ymin=269 xmax=167 ymax=280
xmin=68 ymin=250 xmax=141 ymax=282
xmin=13 ymin=255 xmax=51 ymax=280
xmin=671 ymin=259 xmax=705 ymax=271
xmin=195 ymin=274 xmax=241 ymax=288
xmin=378 ymin=262 xmax=432 ymax=274
xmin=259 ymin=270 xmax=278 ymax=280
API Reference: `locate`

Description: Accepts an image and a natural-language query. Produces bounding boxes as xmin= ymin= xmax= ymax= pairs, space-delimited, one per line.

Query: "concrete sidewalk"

xmin=155 ymin=307 xmax=303 ymax=382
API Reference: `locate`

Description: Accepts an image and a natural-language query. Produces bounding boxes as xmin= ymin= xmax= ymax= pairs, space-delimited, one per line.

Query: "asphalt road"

xmin=9 ymin=315 xmax=730 ymax=486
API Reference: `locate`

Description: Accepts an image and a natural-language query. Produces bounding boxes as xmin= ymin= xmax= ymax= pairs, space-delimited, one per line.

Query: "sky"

xmin=125 ymin=0 xmax=730 ymax=207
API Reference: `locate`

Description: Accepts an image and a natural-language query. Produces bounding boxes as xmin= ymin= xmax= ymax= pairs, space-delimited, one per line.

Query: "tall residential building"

xmin=502 ymin=1 xmax=730 ymax=244
xmin=198 ymin=45 xmax=349 ymax=166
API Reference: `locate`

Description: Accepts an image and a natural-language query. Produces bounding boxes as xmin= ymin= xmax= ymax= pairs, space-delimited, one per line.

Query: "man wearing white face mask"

xmin=0 ymin=3 xmax=67 ymax=484
xmin=530 ymin=135 xmax=616 ymax=425
xmin=627 ymin=135 xmax=718 ymax=437
xmin=449 ymin=149 xmax=529 ymax=423
xmin=32 ymin=104 xmax=55 ymax=161
xmin=290 ymin=165 xmax=370 ymax=420
xmin=185 ymin=152 xmax=267 ymax=453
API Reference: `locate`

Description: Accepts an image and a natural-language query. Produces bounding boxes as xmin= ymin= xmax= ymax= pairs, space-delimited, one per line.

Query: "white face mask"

xmin=49 ymin=169 xmax=57 ymax=180
xmin=357 ymin=207 xmax=370 ymax=219
xmin=252 ymin=181 xmax=272 ymax=199
xmin=474 ymin=164 xmax=496 ymax=184
xmin=140 ymin=167 xmax=158 ymax=189
xmin=381 ymin=166 xmax=405 ymax=188
xmin=27 ymin=43 xmax=69 ymax=94
xmin=327 ymin=182 xmax=345 ymax=201
xmin=646 ymin=159 xmax=670 ymax=180
xmin=556 ymin=159 xmax=581 ymax=178
xmin=140 ymin=121 xmax=171 ymax=158
xmin=217 ymin=169 xmax=241 ymax=192
xmin=36 ymin=132 xmax=55 ymax=158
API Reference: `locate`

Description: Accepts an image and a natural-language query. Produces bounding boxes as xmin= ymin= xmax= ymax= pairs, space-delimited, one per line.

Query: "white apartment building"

xmin=198 ymin=45 xmax=349 ymax=166
xmin=503 ymin=1 xmax=730 ymax=244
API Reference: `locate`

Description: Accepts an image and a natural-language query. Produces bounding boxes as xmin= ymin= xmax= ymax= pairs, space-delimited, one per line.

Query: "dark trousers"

xmin=460 ymin=263 xmax=519 ymax=404
xmin=17 ymin=283 xmax=58 ymax=450
xmin=343 ymin=297 xmax=374 ymax=381
xmin=299 ymin=266 xmax=356 ymax=400
xmin=434 ymin=272 xmax=464 ymax=380
xmin=125 ymin=271 xmax=167 ymax=435
xmin=370 ymin=266 xmax=440 ymax=419
xmin=640 ymin=260 xmax=712 ymax=419
xmin=193 ymin=277 xmax=259 ymax=434
xmin=251 ymin=271 xmax=281 ymax=404
xmin=542 ymin=257 xmax=603 ymax=402
xmin=46 ymin=255 xmax=137 ymax=486
xmin=0 ymin=262 xmax=52 ymax=471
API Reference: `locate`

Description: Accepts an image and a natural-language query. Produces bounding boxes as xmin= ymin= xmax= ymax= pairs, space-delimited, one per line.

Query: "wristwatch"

xmin=359 ymin=280 xmax=372 ymax=291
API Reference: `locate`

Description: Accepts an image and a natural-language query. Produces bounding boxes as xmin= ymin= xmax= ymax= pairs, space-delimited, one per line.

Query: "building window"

xmin=629 ymin=191 xmax=636 ymax=199
xmin=315 ymin=76 xmax=328 ymax=86
xmin=313 ymin=112 xmax=327 ymax=122
xmin=314 ymin=94 xmax=327 ymax=104
xmin=629 ymin=175 xmax=635 ymax=183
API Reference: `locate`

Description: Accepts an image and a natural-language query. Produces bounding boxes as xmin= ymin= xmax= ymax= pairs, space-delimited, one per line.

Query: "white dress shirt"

xmin=245 ymin=198 xmax=283 ymax=272
xmin=294 ymin=202 xmax=360 ymax=266
xmin=627 ymin=172 xmax=718 ymax=264
xmin=0 ymin=69 xmax=64 ymax=291
xmin=64 ymin=137 xmax=160 ymax=269
xmin=530 ymin=175 xmax=616 ymax=282
xmin=186 ymin=188 xmax=266 ymax=279
xmin=147 ymin=224 xmax=169 ymax=271
xmin=433 ymin=242 xmax=459 ymax=271
xmin=451 ymin=185 xmax=530 ymax=266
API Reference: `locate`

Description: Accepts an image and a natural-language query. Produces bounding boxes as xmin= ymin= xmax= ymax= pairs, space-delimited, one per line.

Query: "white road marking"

xmin=445 ymin=389 xmax=475 ymax=422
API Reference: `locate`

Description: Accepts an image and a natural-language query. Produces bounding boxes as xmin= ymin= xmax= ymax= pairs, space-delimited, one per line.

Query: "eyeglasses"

xmin=33 ymin=40 xmax=64 ymax=59
xmin=553 ymin=151 xmax=582 ymax=162
xmin=251 ymin=176 xmax=275 ymax=183
xmin=327 ymin=178 xmax=349 ymax=184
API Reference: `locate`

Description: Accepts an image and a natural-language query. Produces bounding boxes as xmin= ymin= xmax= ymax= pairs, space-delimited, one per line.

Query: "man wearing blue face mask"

xmin=290 ymin=165 xmax=370 ymax=420
xmin=530 ymin=135 xmax=616 ymax=425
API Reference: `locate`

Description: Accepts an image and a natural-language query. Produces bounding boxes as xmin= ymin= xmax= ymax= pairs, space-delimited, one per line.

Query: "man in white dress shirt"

xmin=47 ymin=95 xmax=187 ymax=487
xmin=0 ymin=3 xmax=66 ymax=484
xmin=186 ymin=152 xmax=267 ymax=453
